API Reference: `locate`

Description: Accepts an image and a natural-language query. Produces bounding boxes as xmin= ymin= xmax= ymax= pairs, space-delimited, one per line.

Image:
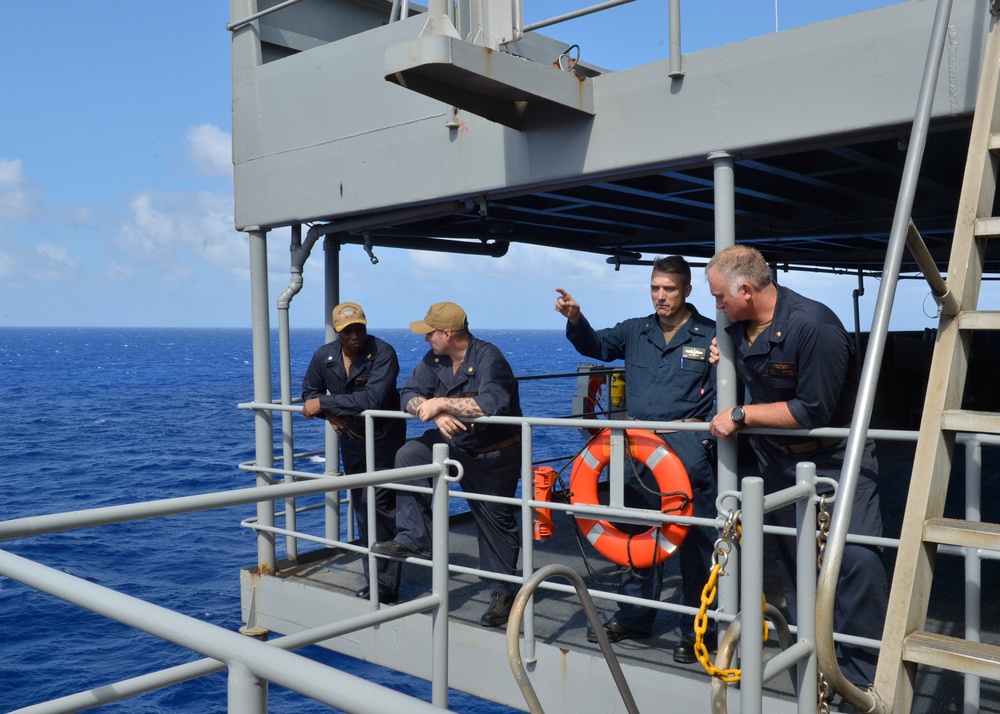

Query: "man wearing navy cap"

xmin=302 ymin=301 xmax=403 ymax=604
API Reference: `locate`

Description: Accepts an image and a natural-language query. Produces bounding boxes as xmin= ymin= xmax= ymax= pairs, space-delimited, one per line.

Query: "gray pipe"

xmin=249 ymin=229 xmax=276 ymax=572
xmin=668 ymin=0 xmax=683 ymax=78
xmin=711 ymin=150 xmax=739 ymax=641
xmin=506 ymin=563 xmax=639 ymax=714
xmin=814 ymin=1 xmax=955 ymax=711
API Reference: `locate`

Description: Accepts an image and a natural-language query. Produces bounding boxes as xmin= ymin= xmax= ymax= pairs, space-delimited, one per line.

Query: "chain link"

xmin=816 ymin=495 xmax=830 ymax=570
xmin=817 ymin=672 xmax=832 ymax=714
xmin=694 ymin=509 xmax=769 ymax=682
xmin=816 ymin=497 xmax=832 ymax=713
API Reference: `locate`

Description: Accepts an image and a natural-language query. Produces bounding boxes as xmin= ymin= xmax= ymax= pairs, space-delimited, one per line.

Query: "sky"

xmin=1 ymin=0 xmax=952 ymax=333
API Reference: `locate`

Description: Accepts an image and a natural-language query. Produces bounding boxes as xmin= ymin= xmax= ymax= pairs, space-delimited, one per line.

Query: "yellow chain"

xmin=694 ymin=513 xmax=768 ymax=682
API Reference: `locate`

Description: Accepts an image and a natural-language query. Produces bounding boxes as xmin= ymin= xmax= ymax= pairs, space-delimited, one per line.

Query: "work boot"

xmin=479 ymin=591 xmax=514 ymax=628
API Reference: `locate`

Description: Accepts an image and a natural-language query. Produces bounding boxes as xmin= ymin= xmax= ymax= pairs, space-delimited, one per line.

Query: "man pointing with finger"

xmin=555 ymin=255 xmax=717 ymax=664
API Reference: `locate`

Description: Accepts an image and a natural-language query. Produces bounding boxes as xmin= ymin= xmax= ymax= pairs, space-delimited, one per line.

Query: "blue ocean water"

xmin=0 ymin=327 xmax=595 ymax=713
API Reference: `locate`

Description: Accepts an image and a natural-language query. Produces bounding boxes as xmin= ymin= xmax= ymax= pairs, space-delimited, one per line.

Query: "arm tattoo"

xmin=406 ymin=396 xmax=426 ymax=414
xmin=443 ymin=397 xmax=484 ymax=418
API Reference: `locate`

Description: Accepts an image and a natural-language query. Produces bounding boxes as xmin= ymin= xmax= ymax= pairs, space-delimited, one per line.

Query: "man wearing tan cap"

xmin=372 ymin=302 xmax=522 ymax=628
xmin=302 ymin=301 xmax=404 ymax=604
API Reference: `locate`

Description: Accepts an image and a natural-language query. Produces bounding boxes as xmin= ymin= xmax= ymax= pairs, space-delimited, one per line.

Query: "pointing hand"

xmin=554 ymin=288 xmax=582 ymax=324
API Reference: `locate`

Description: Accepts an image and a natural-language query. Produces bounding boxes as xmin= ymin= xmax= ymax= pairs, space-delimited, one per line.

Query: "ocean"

xmin=0 ymin=326 xmax=594 ymax=713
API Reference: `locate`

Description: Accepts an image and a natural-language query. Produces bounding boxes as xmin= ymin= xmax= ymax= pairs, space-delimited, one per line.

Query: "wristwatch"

xmin=731 ymin=406 xmax=747 ymax=428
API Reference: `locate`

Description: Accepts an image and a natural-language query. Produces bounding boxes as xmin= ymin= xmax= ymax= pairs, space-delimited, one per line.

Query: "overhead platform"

xmin=231 ymin=0 xmax=990 ymax=273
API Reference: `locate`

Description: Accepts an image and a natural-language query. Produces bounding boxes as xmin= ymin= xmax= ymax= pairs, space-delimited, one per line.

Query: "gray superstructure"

xmin=231 ymin=0 xmax=984 ymax=270
xmin=229 ymin=2 xmax=1000 ymax=712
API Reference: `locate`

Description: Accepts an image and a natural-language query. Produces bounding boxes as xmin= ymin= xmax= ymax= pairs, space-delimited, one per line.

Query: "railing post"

xmin=965 ymin=437 xmax=983 ymax=714
xmin=430 ymin=442 xmax=452 ymax=709
xmin=668 ymin=0 xmax=683 ymax=77
xmin=712 ymin=149 xmax=739 ymax=638
xmin=323 ymin=234 xmax=343 ymax=543
xmin=795 ymin=462 xmax=818 ymax=714
xmin=740 ymin=476 xmax=765 ymax=714
xmin=249 ymin=228 xmax=276 ymax=573
xmin=518 ymin=422 xmax=537 ymax=662
xmin=609 ymin=428 xmax=626 ymax=507
xmin=228 ymin=660 xmax=267 ymax=714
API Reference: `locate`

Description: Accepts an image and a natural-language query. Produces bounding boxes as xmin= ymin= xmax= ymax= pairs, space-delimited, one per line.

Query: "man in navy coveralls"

xmin=706 ymin=244 xmax=888 ymax=687
xmin=555 ymin=255 xmax=717 ymax=664
xmin=372 ymin=302 xmax=522 ymax=628
xmin=301 ymin=302 xmax=404 ymax=604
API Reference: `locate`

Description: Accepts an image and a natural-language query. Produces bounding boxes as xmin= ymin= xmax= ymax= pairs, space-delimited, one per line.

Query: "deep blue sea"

xmin=0 ymin=327 xmax=595 ymax=713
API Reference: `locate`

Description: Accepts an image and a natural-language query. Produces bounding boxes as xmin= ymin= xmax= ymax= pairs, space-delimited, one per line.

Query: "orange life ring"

xmin=570 ymin=428 xmax=692 ymax=568
xmin=583 ymin=375 xmax=604 ymax=437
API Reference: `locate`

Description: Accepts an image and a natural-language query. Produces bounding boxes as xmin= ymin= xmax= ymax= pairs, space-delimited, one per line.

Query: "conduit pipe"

xmin=276 ymin=224 xmax=322 ymax=562
xmin=340 ymin=233 xmax=510 ymax=257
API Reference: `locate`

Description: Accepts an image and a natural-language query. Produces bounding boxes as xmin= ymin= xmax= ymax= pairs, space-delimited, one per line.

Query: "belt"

xmin=764 ymin=435 xmax=842 ymax=455
xmin=469 ymin=434 xmax=521 ymax=454
xmin=640 ymin=417 xmax=704 ymax=434
xmin=346 ymin=419 xmax=401 ymax=441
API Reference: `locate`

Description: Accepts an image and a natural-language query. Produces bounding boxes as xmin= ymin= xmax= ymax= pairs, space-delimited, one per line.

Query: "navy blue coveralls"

xmin=394 ymin=335 xmax=522 ymax=597
xmin=725 ymin=285 xmax=888 ymax=687
xmin=566 ymin=306 xmax=717 ymax=637
xmin=301 ymin=334 xmax=405 ymax=599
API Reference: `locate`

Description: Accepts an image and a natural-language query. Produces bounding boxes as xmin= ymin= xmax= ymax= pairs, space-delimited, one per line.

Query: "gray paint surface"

xmin=232 ymin=1 xmax=983 ymax=232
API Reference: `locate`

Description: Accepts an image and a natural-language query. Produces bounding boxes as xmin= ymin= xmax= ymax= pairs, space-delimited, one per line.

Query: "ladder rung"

xmin=958 ymin=310 xmax=1000 ymax=331
xmin=904 ymin=631 xmax=1000 ymax=680
xmin=941 ymin=409 xmax=1000 ymax=435
xmin=923 ymin=517 xmax=1000 ymax=550
xmin=975 ymin=216 xmax=1000 ymax=237
xmin=989 ymin=132 xmax=1000 ymax=152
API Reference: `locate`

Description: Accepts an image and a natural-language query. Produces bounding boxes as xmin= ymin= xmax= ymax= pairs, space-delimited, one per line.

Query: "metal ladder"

xmin=875 ymin=6 xmax=1000 ymax=712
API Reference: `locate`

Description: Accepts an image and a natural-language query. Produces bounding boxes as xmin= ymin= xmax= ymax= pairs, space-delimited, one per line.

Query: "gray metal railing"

xmin=228 ymin=0 xmax=686 ymax=75
xmin=0 ymin=404 xmax=1000 ymax=714
xmin=0 ymin=447 xmax=458 ymax=714
xmin=506 ymin=563 xmax=640 ymax=714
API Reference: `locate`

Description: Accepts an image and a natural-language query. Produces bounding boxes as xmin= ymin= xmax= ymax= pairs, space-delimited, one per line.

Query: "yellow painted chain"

xmin=694 ymin=510 xmax=768 ymax=682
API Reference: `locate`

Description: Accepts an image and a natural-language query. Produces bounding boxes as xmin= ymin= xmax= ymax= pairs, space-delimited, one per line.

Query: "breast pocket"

xmin=675 ymin=351 xmax=710 ymax=402
xmin=766 ymin=361 xmax=798 ymax=391
xmin=625 ymin=346 xmax=657 ymax=398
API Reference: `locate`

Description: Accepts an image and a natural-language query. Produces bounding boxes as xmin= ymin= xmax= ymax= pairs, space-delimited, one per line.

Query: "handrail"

xmin=521 ymin=0 xmax=637 ymax=33
xmin=232 ymin=392 xmax=1000 ymax=708
xmin=815 ymin=0 xmax=956 ymax=711
xmin=0 ymin=549 xmax=449 ymax=714
xmin=506 ymin=564 xmax=639 ymax=714
xmin=227 ymin=0 xmax=306 ymax=32
xmin=709 ymin=604 xmax=796 ymax=714
xmin=6 ymin=398 xmax=996 ymax=711
xmin=0 ymin=444 xmax=457 ymax=714
xmin=905 ymin=219 xmax=960 ymax=317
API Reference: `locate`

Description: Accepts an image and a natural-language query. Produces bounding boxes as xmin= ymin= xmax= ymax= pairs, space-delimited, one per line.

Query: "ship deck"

xmin=241 ymin=441 xmax=1000 ymax=713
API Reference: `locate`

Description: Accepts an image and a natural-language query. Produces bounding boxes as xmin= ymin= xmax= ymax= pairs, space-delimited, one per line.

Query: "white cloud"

xmin=115 ymin=190 xmax=244 ymax=281
xmin=185 ymin=124 xmax=232 ymax=178
xmin=0 ymin=158 xmax=38 ymax=221
xmin=32 ymin=241 xmax=79 ymax=282
xmin=71 ymin=206 xmax=95 ymax=228
xmin=35 ymin=242 xmax=72 ymax=263
xmin=411 ymin=250 xmax=459 ymax=273
xmin=103 ymin=260 xmax=135 ymax=281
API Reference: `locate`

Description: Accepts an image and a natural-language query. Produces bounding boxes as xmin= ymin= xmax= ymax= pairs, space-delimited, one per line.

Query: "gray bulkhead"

xmin=231 ymin=0 xmax=983 ymax=235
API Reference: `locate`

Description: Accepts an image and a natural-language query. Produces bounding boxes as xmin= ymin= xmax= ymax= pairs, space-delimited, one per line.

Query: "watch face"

xmin=732 ymin=406 xmax=745 ymax=425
